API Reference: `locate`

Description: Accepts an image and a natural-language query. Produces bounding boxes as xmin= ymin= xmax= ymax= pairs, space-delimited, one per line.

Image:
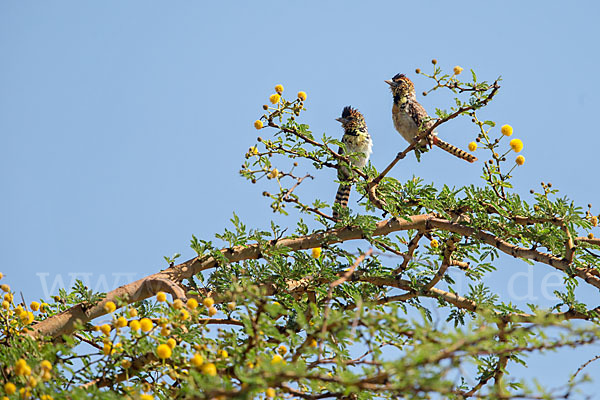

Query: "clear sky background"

xmin=2 ymin=1 xmax=600 ymax=396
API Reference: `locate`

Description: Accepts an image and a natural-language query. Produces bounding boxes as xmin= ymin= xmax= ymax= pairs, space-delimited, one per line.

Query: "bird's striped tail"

xmin=332 ymin=183 xmax=352 ymax=219
xmin=432 ymin=136 xmax=477 ymax=163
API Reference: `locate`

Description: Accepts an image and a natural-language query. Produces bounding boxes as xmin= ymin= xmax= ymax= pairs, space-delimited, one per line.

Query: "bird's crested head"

xmin=385 ymin=73 xmax=415 ymax=97
xmin=336 ymin=106 xmax=366 ymax=130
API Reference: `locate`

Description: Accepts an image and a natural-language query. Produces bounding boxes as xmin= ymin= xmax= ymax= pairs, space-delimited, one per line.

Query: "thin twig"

xmin=571 ymin=354 xmax=600 ymax=381
xmin=393 ymin=231 xmax=424 ymax=275
xmin=319 ymin=249 xmax=373 ymax=356
xmin=422 ymin=237 xmax=457 ymax=291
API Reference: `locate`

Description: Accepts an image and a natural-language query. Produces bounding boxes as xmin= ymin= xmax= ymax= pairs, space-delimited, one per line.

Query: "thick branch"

xmin=31 ymin=213 xmax=600 ymax=339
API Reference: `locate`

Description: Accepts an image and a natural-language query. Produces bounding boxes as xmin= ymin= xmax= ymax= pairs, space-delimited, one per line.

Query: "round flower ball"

xmin=104 ymin=301 xmax=116 ymax=313
xmin=515 ymin=155 xmax=525 ymax=166
xmin=311 ymin=247 xmax=322 ymax=258
xmin=140 ymin=318 xmax=154 ymax=332
xmin=269 ymin=94 xmax=281 ymax=104
xmin=509 ymin=138 xmax=523 ymax=153
xmin=501 ymin=124 xmax=513 ymax=136
xmin=156 ymin=344 xmax=172 ymax=359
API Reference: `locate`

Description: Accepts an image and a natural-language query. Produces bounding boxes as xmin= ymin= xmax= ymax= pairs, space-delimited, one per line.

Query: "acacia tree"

xmin=2 ymin=63 xmax=600 ymax=399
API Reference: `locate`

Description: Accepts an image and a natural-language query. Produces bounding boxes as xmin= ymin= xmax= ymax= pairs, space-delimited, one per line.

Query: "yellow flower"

xmin=3 ymin=293 xmax=12 ymax=302
xmin=591 ymin=216 xmax=598 ymax=227
xmin=160 ymin=326 xmax=171 ymax=336
xmin=208 ymin=306 xmax=218 ymax=317
xmin=268 ymin=168 xmax=279 ymax=179
xmin=4 ymin=383 xmax=16 ymax=395
xmin=128 ymin=308 xmax=138 ymax=317
xmin=218 ymin=349 xmax=228 ymax=358
xmin=121 ymin=356 xmax=134 ymax=368
xmin=0 ymin=273 xmax=2 ymax=280
xmin=201 ymin=362 xmax=217 ymax=376
xmin=40 ymin=303 xmax=49 ymax=313
xmin=510 ymin=138 xmax=523 ymax=153
xmin=0 ymin=284 xmax=9 ymax=292
xmin=2 ymin=300 xmax=9 ymax=310
xmin=20 ymin=311 xmax=34 ymax=324
xmin=274 ymin=84 xmax=284 ymax=94
xmin=277 ymin=345 xmax=287 ymax=355
xmin=269 ymin=94 xmax=281 ymax=104
xmin=129 ymin=319 xmax=141 ymax=331
xmin=588 ymin=233 xmax=595 ymax=239
xmin=430 ymin=239 xmax=439 ymax=248
xmin=41 ymin=370 xmax=52 ymax=381
xmin=191 ymin=353 xmax=204 ymax=367
xmin=468 ymin=142 xmax=477 ymax=152
xmin=100 ymin=324 xmax=111 ymax=336
xmin=515 ymin=155 xmax=525 ymax=166
xmin=203 ymin=297 xmax=215 ymax=308
xmin=140 ymin=318 xmax=154 ymax=332
xmin=15 ymin=359 xmax=31 ymax=376
xmin=167 ymin=338 xmax=177 ymax=349
xmin=309 ymin=339 xmax=317 ymax=347
xmin=311 ymin=247 xmax=322 ymax=258
xmin=140 ymin=394 xmax=153 ymax=400
xmin=254 ymin=120 xmax=263 ymax=130
xmin=501 ymin=124 xmax=513 ymax=136
xmin=172 ymin=299 xmax=183 ymax=309
xmin=186 ymin=298 xmax=198 ymax=309
xmin=27 ymin=376 xmax=37 ymax=388
xmin=453 ymin=66 xmax=463 ymax=75
xmin=266 ymin=388 xmax=276 ymax=398
xmin=30 ymin=301 xmax=40 ymax=311
xmin=40 ymin=395 xmax=54 ymax=400
xmin=227 ymin=302 xmax=236 ymax=311
xmin=116 ymin=316 xmax=128 ymax=328
xmin=271 ymin=354 xmax=283 ymax=364
xmin=297 ymin=91 xmax=307 ymax=101
xmin=156 ymin=292 xmax=167 ymax=302
xmin=156 ymin=343 xmax=172 ymax=359
xmin=41 ymin=360 xmax=52 ymax=371
xmin=104 ymin=301 xmax=116 ymax=313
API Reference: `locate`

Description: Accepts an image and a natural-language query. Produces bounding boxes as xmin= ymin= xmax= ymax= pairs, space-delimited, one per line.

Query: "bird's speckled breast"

xmin=392 ymin=102 xmax=419 ymax=143
xmin=342 ymin=132 xmax=372 ymax=168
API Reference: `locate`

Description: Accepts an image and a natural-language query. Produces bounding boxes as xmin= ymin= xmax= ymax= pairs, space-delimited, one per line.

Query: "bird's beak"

xmin=384 ymin=79 xmax=394 ymax=86
xmin=336 ymin=117 xmax=347 ymax=124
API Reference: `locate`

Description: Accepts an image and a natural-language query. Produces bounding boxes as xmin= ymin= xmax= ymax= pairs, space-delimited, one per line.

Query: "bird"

xmin=333 ymin=106 xmax=373 ymax=219
xmin=385 ymin=73 xmax=477 ymax=163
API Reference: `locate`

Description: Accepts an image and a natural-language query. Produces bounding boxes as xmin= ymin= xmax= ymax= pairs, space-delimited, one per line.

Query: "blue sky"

xmin=2 ymin=1 xmax=600 ymax=395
